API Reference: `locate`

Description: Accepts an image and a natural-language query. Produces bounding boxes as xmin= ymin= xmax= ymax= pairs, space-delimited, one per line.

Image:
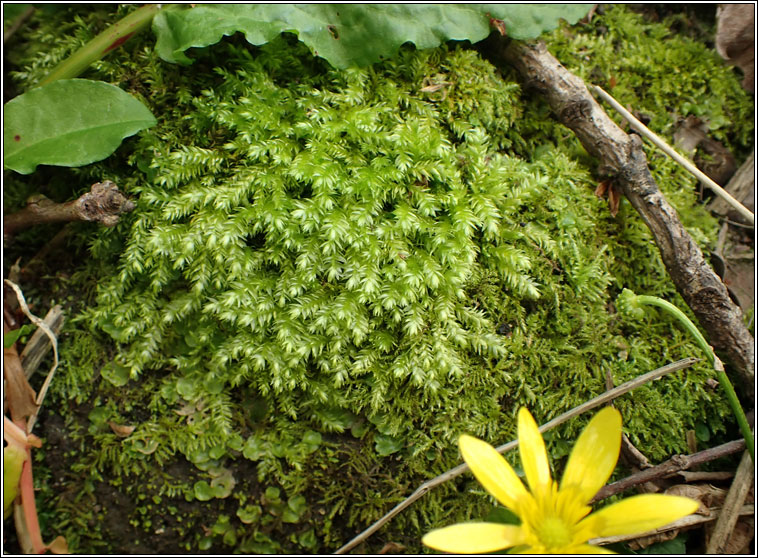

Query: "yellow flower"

xmin=423 ymin=407 xmax=699 ymax=554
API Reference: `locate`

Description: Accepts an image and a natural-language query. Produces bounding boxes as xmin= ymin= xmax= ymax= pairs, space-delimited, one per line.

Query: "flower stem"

xmin=631 ymin=294 xmax=753 ymax=462
xmin=38 ymin=4 xmax=161 ymax=87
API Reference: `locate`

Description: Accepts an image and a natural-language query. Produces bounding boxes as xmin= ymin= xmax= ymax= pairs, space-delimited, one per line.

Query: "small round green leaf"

xmin=298 ymin=529 xmax=317 ymax=550
xmin=350 ymin=420 xmax=369 ymax=439
xmin=302 ymin=430 xmax=322 ymax=453
xmin=222 ymin=529 xmax=237 ymax=546
xmin=87 ymin=407 xmax=110 ymax=426
xmin=210 ymin=469 xmax=236 ymax=498
xmin=100 ymin=361 xmax=130 ymax=387
xmin=287 ymin=494 xmax=307 ymax=516
xmin=176 ymin=376 xmax=197 ymax=399
xmin=242 ymin=436 xmax=266 ymax=461
xmin=203 ymin=376 xmax=225 ymax=394
xmin=263 ymin=486 xmax=281 ymax=503
xmin=4 ymin=79 xmax=156 ymax=174
xmin=375 ymin=433 xmax=404 ymax=456
xmin=236 ymin=504 xmax=262 ymax=524
xmin=193 ymin=480 xmax=214 ymax=501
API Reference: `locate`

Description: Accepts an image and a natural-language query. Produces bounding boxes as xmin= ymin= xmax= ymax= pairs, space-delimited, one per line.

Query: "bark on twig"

xmin=3 ymin=180 xmax=136 ymax=238
xmin=705 ymin=449 xmax=755 ymax=553
xmin=496 ymin=40 xmax=755 ymax=399
xmin=591 ymin=439 xmax=746 ymax=503
xmin=678 ymin=470 xmax=735 ymax=483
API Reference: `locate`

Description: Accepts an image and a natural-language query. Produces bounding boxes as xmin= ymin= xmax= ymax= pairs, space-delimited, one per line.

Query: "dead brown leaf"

xmin=3 ymin=343 xmax=38 ymax=425
xmin=108 ymin=421 xmax=136 ymax=437
xmin=627 ymin=527 xmax=678 ymax=551
xmin=666 ymin=483 xmax=728 ymax=515
xmin=47 ymin=535 xmax=70 ymax=554
xmin=722 ymin=516 xmax=754 ymax=554
xmin=594 ymin=180 xmax=622 ymax=216
xmin=420 ymin=84 xmax=445 ymax=93
xmin=174 ymin=402 xmax=196 ymax=416
xmin=716 ymin=4 xmax=755 ymax=93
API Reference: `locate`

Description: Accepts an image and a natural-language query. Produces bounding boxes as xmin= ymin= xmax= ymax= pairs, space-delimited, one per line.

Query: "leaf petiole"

xmin=617 ymin=289 xmax=754 ymax=462
xmin=38 ymin=4 xmax=162 ymax=87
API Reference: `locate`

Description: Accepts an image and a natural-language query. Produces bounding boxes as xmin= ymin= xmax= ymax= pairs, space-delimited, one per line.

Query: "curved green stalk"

xmin=618 ymin=289 xmax=753 ymax=461
xmin=38 ymin=4 xmax=161 ymax=87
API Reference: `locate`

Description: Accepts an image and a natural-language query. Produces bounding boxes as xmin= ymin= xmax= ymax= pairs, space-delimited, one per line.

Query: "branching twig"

xmin=3 ymin=180 xmax=136 ymax=238
xmin=335 ymin=358 xmax=698 ymax=554
xmin=496 ymin=39 xmax=755 ymax=399
xmin=591 ymin=439 xmax=746 ymax=503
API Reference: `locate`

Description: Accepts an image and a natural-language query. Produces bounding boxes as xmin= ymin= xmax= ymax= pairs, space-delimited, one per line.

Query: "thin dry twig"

xmin=589 ymin=504 xmax=754 ymax=546
xmin=335 ymin=357 xmax=698 ymax=554
xmin=591 ymin=86 xmax=754 ymax=225
xmin=3 ymin=5 xmax=35 ymax=43
xmin=678 ymin=471 xmax=735 ymax=483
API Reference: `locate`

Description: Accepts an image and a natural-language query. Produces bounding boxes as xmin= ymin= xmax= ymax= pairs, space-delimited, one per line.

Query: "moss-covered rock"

xmin=4 ymin=4 xmax=751 ymax=554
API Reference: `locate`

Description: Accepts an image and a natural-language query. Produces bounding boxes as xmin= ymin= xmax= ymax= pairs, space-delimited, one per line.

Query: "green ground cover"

xmin=4 ymin=4 xmax=752 ymax=553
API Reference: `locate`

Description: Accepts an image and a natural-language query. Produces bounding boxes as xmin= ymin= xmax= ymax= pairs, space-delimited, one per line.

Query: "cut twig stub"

xmin=3 ymin=180 xmax=136 ymax=238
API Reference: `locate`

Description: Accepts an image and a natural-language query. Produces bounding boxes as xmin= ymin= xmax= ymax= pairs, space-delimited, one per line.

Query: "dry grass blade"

xmin=4 ymin=279 xmax=59 ymax=432
xmin=591 ymin=85 xmax=754 ymax=225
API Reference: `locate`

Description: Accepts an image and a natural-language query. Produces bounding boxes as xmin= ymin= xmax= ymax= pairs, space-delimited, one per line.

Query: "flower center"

xmin=535 ymin=516 xmax=573 ymax=550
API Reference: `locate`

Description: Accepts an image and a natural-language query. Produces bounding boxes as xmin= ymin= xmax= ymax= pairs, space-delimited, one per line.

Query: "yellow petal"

xmin=560 ymin=406 xmax=621 ymax=504
xmin=459 ymin=434 xmax=529 ymax=511
xmin=579 ymin=494 xmax=699 ymax=538
xmin=518 ymin=407 xmax=552 ymax=493
xmin=422 ymin=522 xmax=526 ymax=554
xmin=569 ymin=543 xmax=616 ymax=554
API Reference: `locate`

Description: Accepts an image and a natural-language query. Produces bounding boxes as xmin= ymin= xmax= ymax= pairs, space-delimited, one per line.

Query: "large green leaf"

xmin=3 ymin=79 xmax=156 ymax=174
xmin=153 ymin=4 xmax=592 ymax=69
